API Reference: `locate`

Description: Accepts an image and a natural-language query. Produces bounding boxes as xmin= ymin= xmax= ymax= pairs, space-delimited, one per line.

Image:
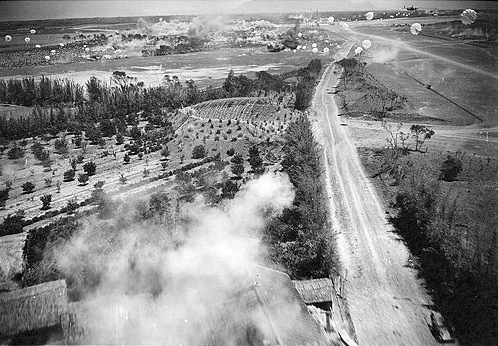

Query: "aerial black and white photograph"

xmin=0 ymin=0 xmax=496 ymax=345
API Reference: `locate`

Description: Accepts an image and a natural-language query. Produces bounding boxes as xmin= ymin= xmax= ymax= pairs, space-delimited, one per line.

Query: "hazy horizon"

xmin=0 ymin=0 xmax=497 ymax=22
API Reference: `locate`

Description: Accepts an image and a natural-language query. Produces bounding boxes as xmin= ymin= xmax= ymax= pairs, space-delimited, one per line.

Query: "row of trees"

xmin=263 ymin=116 xmax=336 ymax=279
xmin=0 ymin=76 xmax=85 ymax=107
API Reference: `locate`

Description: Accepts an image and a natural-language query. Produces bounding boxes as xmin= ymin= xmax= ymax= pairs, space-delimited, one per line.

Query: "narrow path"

xmin=311 ymin=62 xmax=444 ymax=345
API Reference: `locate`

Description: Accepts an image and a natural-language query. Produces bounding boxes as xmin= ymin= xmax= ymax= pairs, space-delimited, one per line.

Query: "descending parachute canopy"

xmin=50 ymin=49 xmax=56 ymax=54
xmin=355 ymin=47 xmax=364 ymax=55
xmin=328 ymin=16 xmax=335 ymax=24
xmin=323 ymin=47 xmax=330 ymax=53
xmin=44 ymin=56 xmax=50 ymax=61
xmin=30 ymin=29 xmax=36 ymax=34
xmin=35 ymin=44 xmax=41 ymax=48
xmin=362 ymin=39 xmax=371 ymax=49
xmin=302 ymin=45 xmax=307 ymax=50
xmin=410 ymin=23 xmax=422 ymax=35
xmin=312 ymin=47 xmax=318 ymax=53
xmin=365 ymin=12 xmax=374 ymax=21
xmin=59 ymin=43 xmax=64 ymax=47
xmin=24 ymin=37 xmax=30 ymax=43
xmin=5 ymin=35 xmax=12 ymax=42
xmin=461 ymin=9 xmax=477 ymax=25
xmin=297 ymin=32 xmax=303 ymax=38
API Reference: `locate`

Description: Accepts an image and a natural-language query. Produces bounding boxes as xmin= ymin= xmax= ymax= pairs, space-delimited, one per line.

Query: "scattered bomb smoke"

xmin=370 ymin=45 xmax=400 ymax=63
xmin=56 ymin=172 xmax=296 ymax=344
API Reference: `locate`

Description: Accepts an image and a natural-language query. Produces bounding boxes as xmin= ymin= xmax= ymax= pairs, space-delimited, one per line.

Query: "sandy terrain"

xmin=311 ymin=59 xmax=442 ymax=345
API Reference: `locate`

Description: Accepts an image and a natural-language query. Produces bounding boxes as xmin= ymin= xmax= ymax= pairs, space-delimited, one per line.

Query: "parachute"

xmin=35 ymin=44 xmax=41 ymax=48
xmin=59 ymin=43 xmax=64 ymax=47
xmin=24 ymin=37 xmax=30 ymax=44
xmin=355 ymin=47 xmax=364 ymax=55
xmin=311 ymin=43 xmax=317 ymax=48
xmin=44 ymin=56 xmax=50 ymax=61
xmin=297 ymin=32 xmax=303 ymax=38
xmin=30 ymin=29 xmax=36 ymax=34
xmin=461 ymin=9 xmax=477 ymax=25
xmin=328 ymin=16 xmax=334 ymax=24
xmin=302 ymin=45 xmax=307 ymax=50
xmin=5 ymin=35 xmax=12 ymax=42
xmin=50 ymin=49 xmax=56 ymax=55
xmin=362 ymin=39 xmax=371 ymax=49
xmin=312 ymin=47 xmax=318 ymax=53
xmin=410 ymin=23 xmax=422 ymax=35
xmin=365 ymin=12 xmax=374 ymax=21
xmin=323 ymin=47 xmax=330 ymax=53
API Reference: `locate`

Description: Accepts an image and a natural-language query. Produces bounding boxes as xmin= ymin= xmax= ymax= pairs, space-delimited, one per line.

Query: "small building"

xmin=0 ymin=280 xmax=67 ymax=344
xmin=293 ymin=278 xmax=335 ymax=310
xmin=0 ymin=232 xmax=28 ymax=292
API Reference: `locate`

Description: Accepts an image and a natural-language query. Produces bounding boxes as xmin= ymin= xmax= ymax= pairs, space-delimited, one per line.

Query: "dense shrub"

xmin=439 ymin=155 xmax=463 ymax=182
xmin=22 ymin=181 xmax=35 ymax=194
xmin=191 ymin=145 xmax=207 ymax=159
xmin=63 ymin=169 xmax=76 ymax=181
xmin=83 ymin=161 xmax=97 ymax=176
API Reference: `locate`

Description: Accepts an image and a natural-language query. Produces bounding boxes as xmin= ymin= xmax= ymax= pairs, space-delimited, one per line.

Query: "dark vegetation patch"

xmin=357 ymin=126 xmax=498 ymax=345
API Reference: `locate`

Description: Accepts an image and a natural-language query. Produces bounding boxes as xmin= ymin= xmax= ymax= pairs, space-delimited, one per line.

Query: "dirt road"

xmin=311 ymin=62 xmax=444 ymax=345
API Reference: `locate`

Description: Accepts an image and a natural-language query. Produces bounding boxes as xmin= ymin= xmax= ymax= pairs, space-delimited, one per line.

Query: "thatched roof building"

xmin=0 ymin=280 xmax=67 ymax=337
xmin=0 ymin=232 xmax=28 ymax=292
xmin=293 ymin=278 xmax=334 ymax=305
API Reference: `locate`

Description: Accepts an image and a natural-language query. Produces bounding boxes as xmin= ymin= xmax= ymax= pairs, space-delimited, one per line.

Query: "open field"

xmin=324 ymin=16 xmax=497 ymax=125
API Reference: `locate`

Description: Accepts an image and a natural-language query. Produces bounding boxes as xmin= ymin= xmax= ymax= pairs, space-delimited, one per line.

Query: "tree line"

xmin=263 ymin=116 xmax=336 ymax=279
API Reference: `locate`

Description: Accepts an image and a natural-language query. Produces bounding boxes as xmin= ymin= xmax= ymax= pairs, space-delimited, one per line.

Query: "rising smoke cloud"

xmin=56 ymin=172 xmax=295 ymax=344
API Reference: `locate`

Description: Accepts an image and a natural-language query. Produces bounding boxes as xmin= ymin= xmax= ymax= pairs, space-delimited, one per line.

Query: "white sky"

xmin=0 ymin=0 xmax=496 ymax=21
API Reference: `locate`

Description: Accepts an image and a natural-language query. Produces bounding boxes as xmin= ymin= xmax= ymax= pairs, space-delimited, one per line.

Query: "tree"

xmin=439 ymin=155 xmax=463 ymax=182
xmin=63 ymin=169 xmax=75 ymax=181
xmin=221 ymin=180 xmax=239 ymax=199
xmin=0 ymin=211 xmax=25 ymax=236
xmin=119 ymin=173 xmax=127 ymax=184
xmin=22 ymin=181 xmax=35 ymax=194
xmin=129 ymin=125 xmax=141 ymax=140
xmin=231 ymin=153 xmax=245 ymax=179
xmin=78 ymin=173 xmax=89 ymax=185
xmin=248 ymin=145 xmax=264 ymax=175
xmin=86 ymin=125 xmax=102 ymax=144
xmin=0 ymin=189 xmax=9 ymax=208
xmin=191 ymin=145 xmax=206 ymax=159
xmin=410 ymin=125 xmax=435 ymax=152
xmin=160 ymin=146 xmax=170 ymax=160
xmin=123 ymin=154 xmax=130 ymax=164
xmin=7 ymin=146 xmax=24 ymax=160
xmin=99 ymin=119 xmax=115 ymax=138
xmin=115 ymin=133 xmax=124 ymax=145
xmin=40 ymin=194 xmax=52 ymax=210
xmin=54 ymin=138 xmax=68 ymax=154
xmin=83 ymin=161 xmax=97 ymax=176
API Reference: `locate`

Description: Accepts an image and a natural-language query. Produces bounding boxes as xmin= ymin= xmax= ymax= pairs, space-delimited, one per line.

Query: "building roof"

xmin=293 ymin=278 xmax=334 ymax=304
xmin=0 ymin=232 xmax=28 ymax=292
xmin=0 ymin=280 xmax=67 ymax=337
xmin=60 ymin=266 xmax=329 ymax=346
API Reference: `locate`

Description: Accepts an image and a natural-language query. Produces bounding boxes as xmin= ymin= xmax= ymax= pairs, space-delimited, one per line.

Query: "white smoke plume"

xmin=56 ymin=172 xmax=295 ymax=344
xmin=370 ymin=45 xmax=400 ymax=64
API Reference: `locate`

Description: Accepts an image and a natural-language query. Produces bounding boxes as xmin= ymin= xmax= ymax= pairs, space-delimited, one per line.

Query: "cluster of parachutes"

xmin=5 ymin=28 xmax=37 ymax=44
xmin=461 ymin=9 xmax=477 ymax=25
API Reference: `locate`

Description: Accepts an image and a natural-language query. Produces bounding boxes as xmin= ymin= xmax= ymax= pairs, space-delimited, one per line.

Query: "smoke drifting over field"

xmin=57 ymin=172 xmax=295 ymax=343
